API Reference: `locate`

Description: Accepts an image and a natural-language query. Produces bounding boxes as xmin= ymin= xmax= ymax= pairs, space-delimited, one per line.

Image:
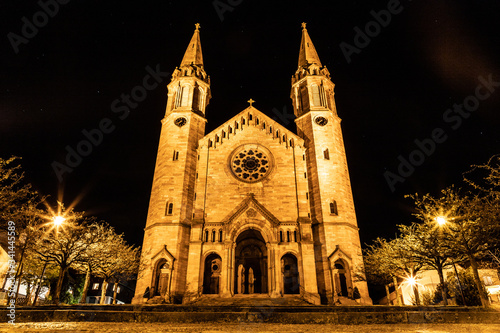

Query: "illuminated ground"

xmin=1 ymin=323 xmax=500 ymax=333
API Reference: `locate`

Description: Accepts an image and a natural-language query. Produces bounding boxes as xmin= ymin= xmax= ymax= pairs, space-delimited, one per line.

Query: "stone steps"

xmin=188 ymin=295 xmax=312 ymax=306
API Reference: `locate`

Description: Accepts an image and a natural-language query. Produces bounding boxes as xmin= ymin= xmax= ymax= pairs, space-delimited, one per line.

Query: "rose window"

xmin=230 ymin=145 xmax=272 ymax=183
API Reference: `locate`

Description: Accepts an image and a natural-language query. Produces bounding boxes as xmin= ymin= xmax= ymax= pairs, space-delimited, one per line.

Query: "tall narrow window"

xmin=306 ymin=192 xmax=309 ymax=200
xmin=294 ymin=230 xmax=298 ymax=242
xmin=193 ymin=87 xmax=202 ymax=111
xmin=219 ymin=230 xmax=223 ymax=242
xmin=212 ymin=230 xmax=216 ymax=242
xmin=173 ymin=150 xmax=179 ymax=161
xmin=330 ymin=201 xmax=338 ymax=215
xmin=204 ymin=230 xmax=209 ymax=242
xmin=249 ymin=114 xmax=253 ymax=120
xmin=279 ymin=230 xmax=283 ymax=242
xmin=180 ymin=86 xmax=189 ymax=107
xmin=286 ymin=231 xmax=291 ymax=242
xmin=312 ymin=85 xmax=321 ymax=106
xmin=166 ymin=202 xmax=173 ymax=216
xmin=324 ymin=148 xmax=330 ymax=160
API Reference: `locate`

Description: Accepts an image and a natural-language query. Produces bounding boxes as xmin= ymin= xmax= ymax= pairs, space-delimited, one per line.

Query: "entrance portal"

xmin=234 ymin=229 xmax=267 ymax=294
xmin=282 ymin=253 xmax=299 ymax=294
xmin=203 ymin=253 xmax=222 ymax=294
xmin=334 ymin=261 xmax=349 ymax=297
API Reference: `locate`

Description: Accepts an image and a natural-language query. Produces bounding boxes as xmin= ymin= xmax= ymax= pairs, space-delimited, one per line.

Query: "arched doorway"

xmin=334 ymin=260 xmax=349 ymax=297
xmin=234 ymin=229 xmax=267 ymax=294
xmin=203 ymin=253 xmax=222 ymax=294
xmin=152 ymin=259 xmax=171 ymax=297
xmin=282 ymin=253 xmax=300 ymax=294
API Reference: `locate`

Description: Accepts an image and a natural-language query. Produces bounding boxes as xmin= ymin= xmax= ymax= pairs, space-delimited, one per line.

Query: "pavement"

xmin=1 ymin=323 xmax=500 ymax=333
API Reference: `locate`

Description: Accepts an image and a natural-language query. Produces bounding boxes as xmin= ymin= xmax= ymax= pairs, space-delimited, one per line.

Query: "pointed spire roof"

xmin=180 ymin=23 xmax=204 ymax=67
xmin=298 ymin=22 xmax=322 ymax=68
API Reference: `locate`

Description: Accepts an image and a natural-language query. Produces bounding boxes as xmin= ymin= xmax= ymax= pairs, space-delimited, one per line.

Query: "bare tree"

xmin=31 ymin=210 xmax=97 ymax=304
xmin=411 ymin=187 xmax=499 ymax=307
xmin=397 ymin=222 xmax=454 ymax=305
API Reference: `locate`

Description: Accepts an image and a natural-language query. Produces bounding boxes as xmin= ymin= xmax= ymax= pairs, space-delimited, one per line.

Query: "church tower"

xmin=291 ymin=23 xmax=370 ymax=303
xmin=133 ymin=24 xmax=210 ymax=303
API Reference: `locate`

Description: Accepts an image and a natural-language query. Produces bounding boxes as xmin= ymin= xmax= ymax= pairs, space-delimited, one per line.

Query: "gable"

xmin=200 ymin=106 xmax=304 ymax=149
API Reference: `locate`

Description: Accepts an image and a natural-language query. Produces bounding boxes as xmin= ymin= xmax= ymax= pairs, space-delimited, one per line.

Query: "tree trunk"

xmin=469 ymin=255 xmax=489 ymax=307
xmin=99 ymin=280 xmax=108 ymax=304
xmin=385 ymin=284 xmax=392 ymax=305
xmin=80 ymin=267 xmax=91 ymax=304
xmin=113 ymin=282 xmax=118 ymax=304
xmin=413 ymin=284 xmax=420 ymax=305
xmin=436 ymin=264 xmax=448 ymax=305
xmin=393 ymin=276 xmax=402 ymax=306
xmin=53 ymin=267 xmax=67 ymax=305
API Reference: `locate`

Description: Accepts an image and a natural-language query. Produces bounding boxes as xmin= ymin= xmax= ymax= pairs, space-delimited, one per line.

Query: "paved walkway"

xmin=1 ymin=323 xmax=500 ymax=333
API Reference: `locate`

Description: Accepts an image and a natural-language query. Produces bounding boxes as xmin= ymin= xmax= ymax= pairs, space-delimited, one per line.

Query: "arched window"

xmin=165 ymin=202 xmax=173 ymax=216
xmin=219 ymin=230 xmax=223 ymax=242
xmin=212 ymin=230 xmax=216 ymax=242
xmin=180 ymin=86 xmax=190 ymax=107
xmin=294 ymin=230 xmax=298 ymax=242
xmin=312 ymin=85 xmax=321 ymax=106
xmin=279 ymin=230 xmax=283 ymax=242
xmin=204 ymin=230 xmax=209 ymax=242
xmin=286 ymin=230 xmax=291 ymax=242
xmin=193 ymin=87 xmax=202 ymax=111
xmin=208 ymin=139 xmax=213 ymax=148
xmin=330 ymin=201 xmax=338 ymax=215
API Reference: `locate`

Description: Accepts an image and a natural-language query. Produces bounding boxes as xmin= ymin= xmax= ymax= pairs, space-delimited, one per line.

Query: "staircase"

xmin=187 ymin=294 xmax=313 ymax=306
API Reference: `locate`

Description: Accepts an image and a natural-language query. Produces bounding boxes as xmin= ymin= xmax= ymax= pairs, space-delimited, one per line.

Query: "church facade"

xmin=132 ymin=23 xmax=371 ymax=305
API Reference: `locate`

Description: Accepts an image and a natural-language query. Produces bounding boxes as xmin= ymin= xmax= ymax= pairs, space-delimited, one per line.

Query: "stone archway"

xmin=282 ymin=253 xmax=300 ymax=294
xmin=203 ymin=253 xmax=222 ymax=294
xmin=234 ymin=229 xmax=268 ymax=294
xmin=334 ymin=260 xmax=349 ymax=297
xmin=152 ymin=258 xmax=171 ymax=297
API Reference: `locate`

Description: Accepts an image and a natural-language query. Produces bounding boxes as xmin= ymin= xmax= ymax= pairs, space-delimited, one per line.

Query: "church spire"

xmin=180 ymin=23 xmax=204 ymax=67
xmin=298 ymin=22 xmax=322 ymax=69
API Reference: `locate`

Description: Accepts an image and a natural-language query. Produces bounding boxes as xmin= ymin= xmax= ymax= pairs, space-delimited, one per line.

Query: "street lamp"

xmin=53 ymin=215 xmax=65 ymax=227
xmin=434 ymin=216 xmax=467 ymax=306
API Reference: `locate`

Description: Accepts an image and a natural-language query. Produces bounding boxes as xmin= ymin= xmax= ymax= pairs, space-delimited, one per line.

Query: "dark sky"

xmin=1 ymin=0 xmax=500 ymax=247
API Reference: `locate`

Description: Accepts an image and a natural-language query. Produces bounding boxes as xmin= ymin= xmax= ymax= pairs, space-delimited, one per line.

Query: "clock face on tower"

xmin=229 ymin=144 xmax=273 ymax=183
xmin=174 ymin=117 xmax=187 ymax=127
xmin=314 ymin=116 xmax=328 ymax=126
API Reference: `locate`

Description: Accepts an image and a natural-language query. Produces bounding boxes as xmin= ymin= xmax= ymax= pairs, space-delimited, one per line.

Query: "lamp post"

xmin=435 ymin=216 xmax=466 ymax=306
xmin=32 ymin=215 xmax=66 ymax=305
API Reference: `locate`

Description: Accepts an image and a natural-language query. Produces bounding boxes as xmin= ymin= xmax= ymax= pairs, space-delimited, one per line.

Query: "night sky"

xmin=2 ymin=0 xmax=500 ymax=248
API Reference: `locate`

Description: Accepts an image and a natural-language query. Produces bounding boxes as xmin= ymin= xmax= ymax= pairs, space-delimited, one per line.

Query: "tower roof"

xmin=297 ymin=22 xmax=322 ymax=68
xmin=180 ymin=23 xmax=204 ymax=67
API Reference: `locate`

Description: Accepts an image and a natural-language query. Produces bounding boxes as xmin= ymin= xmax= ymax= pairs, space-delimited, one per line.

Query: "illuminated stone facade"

xmin=132 ymin=23 xmax=371 ymax=305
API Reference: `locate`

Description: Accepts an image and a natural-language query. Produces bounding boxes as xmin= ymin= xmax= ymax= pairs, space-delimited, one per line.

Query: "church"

xmin=132 ymin=23 xmax=371 ymax=305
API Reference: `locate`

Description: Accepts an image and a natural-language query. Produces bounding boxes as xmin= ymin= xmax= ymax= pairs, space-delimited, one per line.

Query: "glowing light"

xmin=406 ymin=276 xmax=417 ymax=287
xmin=53 ymin=216 xmax=65 ymax=226
xmin=435 ymin=216 xmax=447 ymax=226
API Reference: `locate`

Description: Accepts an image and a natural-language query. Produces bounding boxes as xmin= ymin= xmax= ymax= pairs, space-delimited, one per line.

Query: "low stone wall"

xmin=1 ymin=305 xmax=499 ymax=324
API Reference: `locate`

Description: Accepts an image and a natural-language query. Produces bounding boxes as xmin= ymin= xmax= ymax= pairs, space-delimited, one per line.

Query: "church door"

xmin=282 ymin=254 xmax=300 ymax=294
xmin=203 ymin=253 xmax=222 ymax=294
xmin=234 ymin=229 xmax=268 ymax=294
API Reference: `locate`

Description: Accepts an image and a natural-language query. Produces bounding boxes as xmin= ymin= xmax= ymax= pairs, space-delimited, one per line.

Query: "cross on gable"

xmin=247 ymin=98 xmax=255 ymax=107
